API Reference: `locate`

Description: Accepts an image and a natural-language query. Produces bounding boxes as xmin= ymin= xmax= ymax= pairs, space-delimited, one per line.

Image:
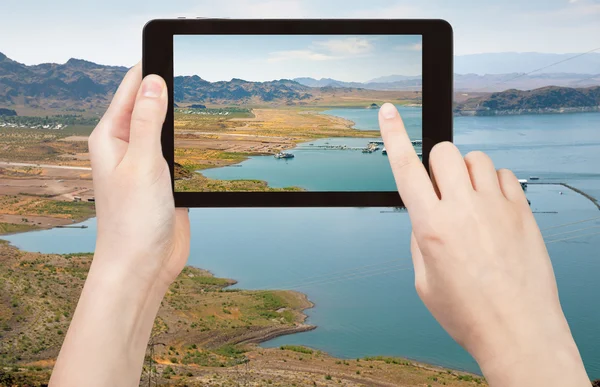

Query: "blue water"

xmin=323 ymin=106 xmax=422 ymax=133
xmin=4 ymin=111 xmax=600 ymax=378
xmin=201 ymin=106 xmax=422 ymax=191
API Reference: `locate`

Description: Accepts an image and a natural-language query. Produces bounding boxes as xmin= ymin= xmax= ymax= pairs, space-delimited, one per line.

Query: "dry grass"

xmin=173 ymin=107 xmax=381 ymax=190
xmin=0 ymin=195 xmax=95 ymax=220
xmin=0 ymin=126 xmax=92 ymax=166
xmin=175 ymin=173 xmax=303 ymax=192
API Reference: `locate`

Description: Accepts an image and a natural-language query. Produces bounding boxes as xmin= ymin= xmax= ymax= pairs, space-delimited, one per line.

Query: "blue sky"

xmin=174 ymin=35 xmax=422 ymax=82
xmin=0 ymin=0 xmax=599 ymax=67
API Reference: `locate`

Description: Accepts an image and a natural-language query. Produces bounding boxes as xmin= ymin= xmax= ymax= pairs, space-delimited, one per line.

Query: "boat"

xmin=530 ymin=176 xmax=540 ymax=180
xmin=518 ymin=179 xmax=528 ymax=191
xmin=274 ymin=152 xmax=295 ymax=159
xmin=382 ymin=147 xmax=387 ymax=155
xmin=362 ymin=143 xmax=379 ymax=153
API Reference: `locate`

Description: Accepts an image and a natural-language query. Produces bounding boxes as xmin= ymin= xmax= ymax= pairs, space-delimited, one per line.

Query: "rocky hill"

xmin=455 ymin=86 xmax=600 ymax=115
xmin=174 ymin=76 xmax=312 ymax=104
xmin=4 ymin=51 xmax=599 ymax=114
xmin=0 ymin=52 xmax=127 ymax=112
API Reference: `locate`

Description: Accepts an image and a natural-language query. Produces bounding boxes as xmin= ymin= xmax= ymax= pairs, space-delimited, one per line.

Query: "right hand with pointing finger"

xmin=378 ymin=103 xmax=590 ymax=387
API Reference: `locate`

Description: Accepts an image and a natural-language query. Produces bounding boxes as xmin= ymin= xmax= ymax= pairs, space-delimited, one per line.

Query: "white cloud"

xmin=313 ymin=37 xmax=374 ymax=55
xmin=174 ymin=0 xmax=309 ymax=18
xmin=395 ymin=43 xmax=422 ymax=52
xmin=267 ymin=37 xmax=375 ymax=63
xmin=2 ymin=0 xmax=600 ymax=66
xmin=344 ymin=4 xmax=423 ymax=18
xmin=267 ymin=50 xmax=337 ymax=62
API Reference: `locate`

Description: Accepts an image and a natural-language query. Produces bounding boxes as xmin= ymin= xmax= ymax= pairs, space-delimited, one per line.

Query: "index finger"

xmin=379 ymin=103 xmax=438 ymax=216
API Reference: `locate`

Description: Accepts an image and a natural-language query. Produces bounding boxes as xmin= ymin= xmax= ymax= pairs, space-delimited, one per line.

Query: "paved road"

xmin=0 ymin=161 xmax=91 ymax=171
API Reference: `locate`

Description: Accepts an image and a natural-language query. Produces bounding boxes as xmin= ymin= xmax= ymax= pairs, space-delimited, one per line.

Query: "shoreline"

xmin=175 ymin=107 xmax=380 ymax=191
xmin=455 ymin=106 xmax=600 ymax=117
xmin=2 ymin=228 xmax=483 ymax=381
xmin=0 ymin=238 xmax=488 ymax=385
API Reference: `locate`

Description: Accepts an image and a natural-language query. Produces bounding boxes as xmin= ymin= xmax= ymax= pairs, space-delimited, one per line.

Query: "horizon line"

xmin=2 ymin=50 xmax=600 ymax=69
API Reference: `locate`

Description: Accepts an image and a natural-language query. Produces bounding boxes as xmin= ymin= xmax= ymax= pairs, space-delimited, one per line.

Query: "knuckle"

xmin=464 ymin=150 xmax=488 ymax=164
xmin=131 ymin=100 xmax=165 ymax=127
xmin=418 ymin=223 xmax=446 ymax=249
xmin=391 ymin=154 xmax=415 ymax=171
xmin=430 ymin=141 xmax=455 ymax=163
xmin=498 ymin=168 xmax=517 ymax=181
xmin=414 ymin=279 xmax=427 ymax=298
xmin=421 ymin=230 xmax=445 ymax=248
xmin=131 ymin=111 xmax=157 ymax=128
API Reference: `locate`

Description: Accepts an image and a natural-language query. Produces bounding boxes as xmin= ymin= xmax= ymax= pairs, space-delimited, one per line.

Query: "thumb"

xmin=126 ymin=75 xmax=168 ymax=164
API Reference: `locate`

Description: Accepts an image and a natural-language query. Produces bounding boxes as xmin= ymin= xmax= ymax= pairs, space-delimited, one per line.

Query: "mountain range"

xmin=293 ymin=76 xmax=422 ymax=91
xmin=295 ymin=73 xmax=600 ymax=92
xmin=0 ymin=52 xmax=126 ymax=112
xmin=455 ymin=86 xmax=600 ymax=114
xmin=1 ymin=52 xmax=600 ymax=113
xmin=174 ymin=76 xmax=312 ymax=104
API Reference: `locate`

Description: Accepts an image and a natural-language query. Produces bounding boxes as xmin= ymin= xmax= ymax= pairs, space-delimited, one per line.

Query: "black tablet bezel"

xmin=143 ymin=19 xmax=453 ymax=208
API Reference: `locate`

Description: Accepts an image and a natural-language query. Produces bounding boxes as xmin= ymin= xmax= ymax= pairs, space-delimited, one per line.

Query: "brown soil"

xmin=144 ymin=347 xmax=487 ymax=387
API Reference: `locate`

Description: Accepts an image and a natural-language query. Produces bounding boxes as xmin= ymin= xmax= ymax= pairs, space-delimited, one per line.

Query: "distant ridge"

xmin=1 ymin=51 xmax=599 ymax=112
xmin=455 ymin=86 xmax=600 ymax=115
xmin=454 ymin=72 xmax=600 ymax=91
xmin=367 ymin=74 xmax=422 ymax=83
xmin=294 ymin=74 xmax=600 ymax=92
xmin=0 ymin=52 xmax=127 ymax=111
xmin=293 ymin=77 xmax=422 ymax=91
xmin=173 ymin=76 xmax=313 ymax=104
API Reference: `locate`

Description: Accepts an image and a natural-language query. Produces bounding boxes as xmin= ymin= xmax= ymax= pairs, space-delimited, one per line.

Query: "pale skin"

xmin=49 ymin=66 xmax=590 ymax=386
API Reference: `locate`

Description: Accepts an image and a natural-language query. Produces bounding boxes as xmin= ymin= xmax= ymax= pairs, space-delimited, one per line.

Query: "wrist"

xmin=91 ymin=241 xmax=175 ymax=294
xmin=51 ymin=252 xmax=168 ymax=387
xmin=473 ymin=321 xmax=590 ymax=386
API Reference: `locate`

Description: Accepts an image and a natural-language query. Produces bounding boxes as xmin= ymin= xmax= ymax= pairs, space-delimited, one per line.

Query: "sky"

xmin=0 ymin=0 xmax=598 ymax=68
xmin=174 ymin=35 xmax=422 ymax=82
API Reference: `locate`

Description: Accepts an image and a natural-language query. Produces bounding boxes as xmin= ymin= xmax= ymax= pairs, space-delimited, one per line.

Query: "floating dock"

xmin=369 ymin=140 xmax=422 ymax=146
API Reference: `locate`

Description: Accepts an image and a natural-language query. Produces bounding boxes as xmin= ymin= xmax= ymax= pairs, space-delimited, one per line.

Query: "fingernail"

xmin=142 ymin=76 xmax=164 ymax=98
xmin=380 ymin=103 xmax=397 ymax=119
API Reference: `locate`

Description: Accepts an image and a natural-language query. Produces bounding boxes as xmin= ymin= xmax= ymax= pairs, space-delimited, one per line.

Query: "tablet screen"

xmin=173 ymin=35 xmax=422 ymax=193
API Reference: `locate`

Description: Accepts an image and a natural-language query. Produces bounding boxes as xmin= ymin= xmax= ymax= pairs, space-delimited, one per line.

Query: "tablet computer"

xmin=143 ymin=19 xmax=453 ymax=207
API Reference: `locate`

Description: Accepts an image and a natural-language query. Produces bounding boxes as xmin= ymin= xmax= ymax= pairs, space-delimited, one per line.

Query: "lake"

xmin=201 ymin=106 xmax=421 ymax=191
xmin=4 ymin=111 xmax=600 ymax=378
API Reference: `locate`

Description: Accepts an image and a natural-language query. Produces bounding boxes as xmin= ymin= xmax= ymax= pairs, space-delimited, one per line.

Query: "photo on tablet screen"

xmin=173 ymin=35 xmax=422 ymax=192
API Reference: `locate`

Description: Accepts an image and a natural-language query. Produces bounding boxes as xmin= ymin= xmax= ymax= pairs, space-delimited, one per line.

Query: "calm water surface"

xmin=201 ymin=106 xmax=421 ymax=191
xmin=4 ymin=111 xmax=600 ymax=377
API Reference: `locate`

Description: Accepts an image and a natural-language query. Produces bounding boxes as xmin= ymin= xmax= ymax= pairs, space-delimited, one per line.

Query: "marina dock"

xmin=297 ymin=140 xmax=423 ymax=153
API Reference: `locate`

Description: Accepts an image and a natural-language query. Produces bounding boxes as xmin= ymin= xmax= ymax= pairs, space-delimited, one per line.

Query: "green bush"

xmin=279 ymin=345 xmax=313 ymax=354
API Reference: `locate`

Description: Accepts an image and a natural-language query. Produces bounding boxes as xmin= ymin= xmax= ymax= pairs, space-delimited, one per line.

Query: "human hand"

xmin=378 ymin=103 xmax=590 ymax=386
xmin=50 ymin=65 xmax=190 ymax=387
xmin=88 ymin=64 xmax=190 ymax=289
